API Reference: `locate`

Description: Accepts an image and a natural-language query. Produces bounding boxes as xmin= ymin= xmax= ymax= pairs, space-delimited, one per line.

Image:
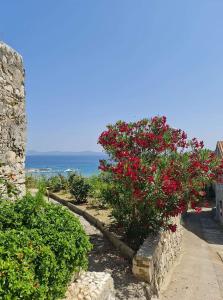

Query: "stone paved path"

xmin=50 ymin=198 xmax=150 ymax=300
xmin=159 ymin=209 xmax=223 ymax=300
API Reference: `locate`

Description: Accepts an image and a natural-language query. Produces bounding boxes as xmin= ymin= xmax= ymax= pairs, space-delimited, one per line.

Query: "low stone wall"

xmin=64 ymin=272 xmax=115 ymax=300
xmin=132 ymin=217 xmax=182 ymax=297
xmin=48 ymin=192 xmax=135 ymax=260
xmin=49 ymin=192 xmax=182 ymax=298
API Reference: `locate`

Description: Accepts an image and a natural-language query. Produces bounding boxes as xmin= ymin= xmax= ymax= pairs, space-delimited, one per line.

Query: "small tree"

xmin=47 ymin=176 xmax=63 ymax=192
xmin=69 ymin=173 xmax=91 ymax=203
xmin=98 ymin=116 xmax=223 ymax=243
xmin=47 ymin=175 xmax=68 ymax=193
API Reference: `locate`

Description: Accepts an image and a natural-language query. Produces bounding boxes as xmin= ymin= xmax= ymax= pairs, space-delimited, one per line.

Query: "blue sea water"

xmin=25 ymin=155 xmax=106 ymax=177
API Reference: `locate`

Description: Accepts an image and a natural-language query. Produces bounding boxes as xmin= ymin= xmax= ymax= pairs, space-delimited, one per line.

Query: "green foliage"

xmin=47 ymin=175 xmax=68 ymax=192
xmin=87 ymin=173 xmax=113 ymax=208
xmin=68 ymin=173 xmax=91 ymax=203
xmin=0 ymin=191 xmax=92 ymax=299
xmin=59 ymin=174 xmax=69 ymax=192
xmin=0 ymin=177 xmax=19 ymax=200
xmin=25 ymin=175 xmax=48 ymax=191
xmin=25 ymin=175 xmax=39 ymax=189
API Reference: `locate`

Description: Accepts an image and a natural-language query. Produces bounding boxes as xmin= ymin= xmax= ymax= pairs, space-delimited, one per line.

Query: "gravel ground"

xmin=79 ymin=214 xmax=150 ymax=300
xmin=50 ymin=198 xmax=150 ymax=300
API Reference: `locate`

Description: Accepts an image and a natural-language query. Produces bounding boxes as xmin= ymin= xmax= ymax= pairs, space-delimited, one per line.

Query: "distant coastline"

xmin=26 ymin=150 xmax=106 ymax=157
xmin=26 ymin=150 xmax=106 ymax=156
xmin=25 ymin=153 xmax=107 ymax=177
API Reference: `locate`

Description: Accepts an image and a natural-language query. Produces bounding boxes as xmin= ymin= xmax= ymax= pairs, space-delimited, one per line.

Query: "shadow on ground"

xmin=88 ymin=233 xmax=150 ymax=300
xmin=182 ymin=209 xmax=223 ymax=246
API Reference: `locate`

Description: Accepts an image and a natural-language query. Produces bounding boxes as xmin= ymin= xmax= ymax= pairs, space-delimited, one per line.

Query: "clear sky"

xmin=1 ymin=1 xmax=223 ymax=152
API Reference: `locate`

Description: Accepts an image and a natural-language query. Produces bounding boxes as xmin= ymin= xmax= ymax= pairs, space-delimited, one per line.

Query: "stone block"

xmin=132 ymin=216 xmax=182 ymax=298
xmin=63 ymin=271 xmax=115 ymax=300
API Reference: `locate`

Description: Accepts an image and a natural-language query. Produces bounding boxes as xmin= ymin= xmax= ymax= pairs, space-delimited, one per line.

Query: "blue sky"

xmin=1 ymin=1 xmax=223 ymax=151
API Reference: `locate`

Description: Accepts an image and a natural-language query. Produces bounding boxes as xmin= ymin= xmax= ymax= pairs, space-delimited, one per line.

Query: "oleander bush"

xmin=98 ymin=116 xmax=223 ymax=243
xmin=0 ymin=190 xmax=92 ymax=299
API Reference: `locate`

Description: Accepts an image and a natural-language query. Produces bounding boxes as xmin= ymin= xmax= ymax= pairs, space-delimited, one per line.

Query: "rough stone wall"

xmin=63 ymin=271 xmax=115 ymax=300
xmin=214 ymin=143 xmax=223 ymax=224
xmin=132 ymin=216 xmax=182 ymax=298
xmin=215 ymin=183 xmax=223 ymax=224
xmin=0 ymin=42 xmax=26 ymax=197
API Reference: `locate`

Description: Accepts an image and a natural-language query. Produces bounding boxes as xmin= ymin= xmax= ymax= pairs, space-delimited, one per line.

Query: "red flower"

xmin=118 ymin=122 xmax=130 ymax=133
xmin=191 ymin=201 xmax=196 ymax=209
xmin=195 ymin=207 xmax=202 ymax=214
xmin=162 ymin=178 xmax=179 ymax=195
xmin=157 ymin=199 xmax=165 ymax=208
xmin=150 ymin=165 xmax=157 ymax=172
xmin=148 ymin=176 xmax=154 ymax=183
xmin=198 ymin=191 xmax=206 ymax=197
xmin=168 ymin=224 xmax=177 ymax=232
xmin=204 ymin=201 xmax=209 ymax=208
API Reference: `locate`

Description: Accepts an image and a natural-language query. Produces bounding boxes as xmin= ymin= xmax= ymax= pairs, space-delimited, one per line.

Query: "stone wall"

xmin=214 ymin=143 xmax=223 ymax=224
xmin=132 ymin=216 xmax=182 ymax=298
xmin=215 ymin=183 xmax=223 ymax=224
xmin=64 ymin=272 xmax=115 ymax=300
xmin=0 ymin=42 xmax=26 ymax=196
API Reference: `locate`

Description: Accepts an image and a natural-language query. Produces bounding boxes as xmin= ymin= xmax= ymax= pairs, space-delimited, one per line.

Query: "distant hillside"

xmin=26 ymin=150 xmax=106 ymax=156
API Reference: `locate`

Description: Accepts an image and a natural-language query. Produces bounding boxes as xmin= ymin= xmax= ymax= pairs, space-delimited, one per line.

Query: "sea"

xmin=25 ymin=154 xmax=107 ymax=178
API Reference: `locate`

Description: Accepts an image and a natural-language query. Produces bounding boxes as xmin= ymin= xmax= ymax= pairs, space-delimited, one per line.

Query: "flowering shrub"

xmin=98 ymin=116 xmax=223 ymax=242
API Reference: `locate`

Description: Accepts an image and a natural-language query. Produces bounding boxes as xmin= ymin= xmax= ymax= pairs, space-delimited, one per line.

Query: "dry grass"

xmin=55 ymin=191 xmax=114 ymax=226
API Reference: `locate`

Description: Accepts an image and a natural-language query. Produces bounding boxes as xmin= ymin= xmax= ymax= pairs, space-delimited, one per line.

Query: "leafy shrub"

xmin=47 ymin=175 xmax=68 ymax=192
xmin=0 ymin=173 xmax=19 ymax=200
xmin=25 ymin=175 xmax=39 ymax=189
xmin=68 ymin=173 xmax=91 ymax=203
xmin=59 ymin=174 xmax=69 ymax=192
xmin=25 ymin=175 xmax=48 ymax=190
xmin=87 ymin=173 xmax=113 ymax=208
xmin=98 ymin=116 xmax=223 ymax=243
xmin=0 ymin=191 xmax=92 ymax=299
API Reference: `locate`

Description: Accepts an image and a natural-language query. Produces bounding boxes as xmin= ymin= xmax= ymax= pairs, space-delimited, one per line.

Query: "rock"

xmin=63 ymin=271 xmax=115 ymax=300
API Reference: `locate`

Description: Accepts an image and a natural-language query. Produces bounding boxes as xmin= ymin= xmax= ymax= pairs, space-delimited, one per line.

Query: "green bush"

xmin=25 ymin=175 xmax=48 ymax=190
xmin=0 ymin=177 xmax=19 ymax=200
xmin=25 ymin=175 xmax=39 ymax=189
xmin=68 ymin=173 xmax=91 ymax=203
xmin=0 ymin=191 xmax=92 ymax=299
xmin=87 ymin=173 xmax=113 ymax=208
xmin=59 ymin=174 xmax=69 ymax=192
xmin=47 ymin=175 xmax=68 ymax=192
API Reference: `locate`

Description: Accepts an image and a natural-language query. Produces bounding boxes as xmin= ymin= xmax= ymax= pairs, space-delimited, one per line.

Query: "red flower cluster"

xmin=161 ymin=175 xmax=181 ymax=195
xmin=98 ymin=116 xmax=223 ymax=237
